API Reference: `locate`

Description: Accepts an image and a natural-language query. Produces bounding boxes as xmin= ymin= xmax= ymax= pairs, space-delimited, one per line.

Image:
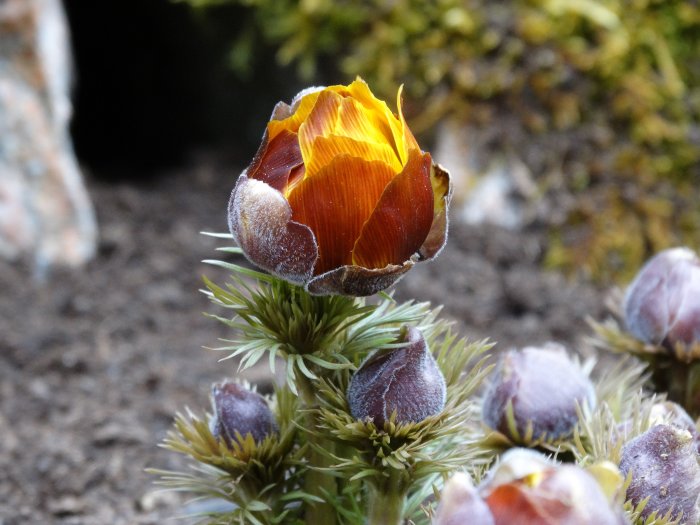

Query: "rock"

xmin=433 ymin=119 xmax=537 ymax=230
xmin=0 ymin=0 xmax=96 ymax=271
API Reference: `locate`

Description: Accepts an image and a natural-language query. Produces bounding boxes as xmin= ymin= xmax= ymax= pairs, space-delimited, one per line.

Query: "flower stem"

xmin=654 ymin=359 xmax=700 ymax=418
xmin=367 ymin=474 xmax=406 ymax=525
xmin=297 ymin=374 xmax=338 ymax=525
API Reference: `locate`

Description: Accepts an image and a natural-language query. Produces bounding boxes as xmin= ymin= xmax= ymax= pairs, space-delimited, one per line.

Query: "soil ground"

xmin=0 ymin=156 xmax=607 ymax=524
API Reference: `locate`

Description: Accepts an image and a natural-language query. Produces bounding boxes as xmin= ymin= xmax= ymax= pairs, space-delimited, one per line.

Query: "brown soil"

xmin=0 ymin=156 xmax=607 ymax=524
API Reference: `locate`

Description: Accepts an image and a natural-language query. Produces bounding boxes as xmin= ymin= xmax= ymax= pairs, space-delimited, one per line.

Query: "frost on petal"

xmin=305 ymin=260 xmax=413 ymax=297
xmin=228 ymin=175 xmax=318 ymax=284
xmin=346 ymin=327 xmax=446 ymax=426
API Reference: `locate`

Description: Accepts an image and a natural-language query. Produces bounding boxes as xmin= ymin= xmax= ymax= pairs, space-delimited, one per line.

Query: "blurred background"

xmin=1 ymin=0 xmax=698 ymax=522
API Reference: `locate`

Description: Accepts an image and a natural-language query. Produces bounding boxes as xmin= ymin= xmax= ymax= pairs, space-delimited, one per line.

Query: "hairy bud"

xmin=624 ymin=247 xmax=700 ymax=352
xmin=620 ymin=424 xmax=700 ymax=523
xmin=209 ymin=382 xmax=279 ymax=445
xmin=347 ymin=327 xmax=446 ymax=427
xmin=481 ymin=344 xmax=595 ymax=443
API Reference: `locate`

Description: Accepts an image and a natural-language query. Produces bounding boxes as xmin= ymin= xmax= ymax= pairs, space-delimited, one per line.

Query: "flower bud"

xmin=228 ymin=78 xmax=451 ymax=296
xmin=209 ymin=382 xmax=279 ymax=445
xmin=481 ymin=449 xmax=626 ymax=525
xmin=649 ymin=401 xmax=700 ymax=451
xmin=624 ymin=247 xmax=700 ymax=352
xmin=481 ymin=344 xmax=595 ymax=443
xmin=433 ymin=473 xmax=495 ymax=525
xmin=347 ymin=327 xmax=446 ymax=427
xmin=619 ymin=424 xmax=700 ymax=523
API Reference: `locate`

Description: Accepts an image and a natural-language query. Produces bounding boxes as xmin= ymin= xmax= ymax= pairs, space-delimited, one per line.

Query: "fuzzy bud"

xmin=649 ymin=401 xmax=700 ymax=452
xmin=209 ymin=382 xmax=279 ymax=445
xmin=481 ymin=344 xmax=595 ymax=443
xmin=624 ymin=247 xmax=700 ymax=352
xmin=619 ymin=424 xmax=700 ymax=523
xmin=347 ymin=326 xmax=446 ymax=427
xmin=433 ymin=473 xmax=495 ymax=525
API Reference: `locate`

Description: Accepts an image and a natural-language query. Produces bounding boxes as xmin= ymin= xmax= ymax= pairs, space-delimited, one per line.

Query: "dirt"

xmin=0 ymin=156 xmax=608 ymax=524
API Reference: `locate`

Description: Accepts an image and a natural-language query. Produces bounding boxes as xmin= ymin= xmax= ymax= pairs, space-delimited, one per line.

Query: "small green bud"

xmin=347 ymin=326 xmax=446 ymax=427
xmin=481 ymin=344 xmax=595 ymax=443
xmin=209 ymin=382 xmax=279 ymax=445
xmin=620 ymin=424 xmax=700 ymax=523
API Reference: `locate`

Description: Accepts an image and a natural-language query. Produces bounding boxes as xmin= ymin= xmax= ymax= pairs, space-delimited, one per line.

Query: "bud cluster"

xmin=160 ymin=76 xmax=700 ymax=525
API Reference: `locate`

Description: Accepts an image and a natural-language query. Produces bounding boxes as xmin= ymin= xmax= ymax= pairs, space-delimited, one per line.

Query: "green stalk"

xmin=366 ymin=473 xmax=407 ymax=525
xmin=297 ymin=375 xmax=338 ymax=525
xmin=654 ymin=359 xmax=700 ymax=418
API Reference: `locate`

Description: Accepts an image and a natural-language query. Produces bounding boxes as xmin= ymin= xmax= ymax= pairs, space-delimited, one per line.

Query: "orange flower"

xmin=228 ymin=78 xmax=451 ymax=296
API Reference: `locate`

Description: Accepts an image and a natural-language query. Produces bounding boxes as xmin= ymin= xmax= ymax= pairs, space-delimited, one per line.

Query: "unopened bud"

xmin=347 ymin=327 xmax=446 ymax=427
xmin=433 ymin=473 xmax=495 ymax=525
xmin=619 ymin=424 xmax=700 ymax=523
xmin=649 ymin=401 xmax=699 ymax=452
xmin=209 ymin=382 xmax=278 ymax=445
xmin=481 ymin=344 xmax=595 ymax=443
xmin=624 ymin=247 xmax=700 ymax=351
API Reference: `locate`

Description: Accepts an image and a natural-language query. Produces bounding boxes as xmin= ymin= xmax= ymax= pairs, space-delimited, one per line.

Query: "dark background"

xmin=64 ymin=0 xmax=305 ymax=175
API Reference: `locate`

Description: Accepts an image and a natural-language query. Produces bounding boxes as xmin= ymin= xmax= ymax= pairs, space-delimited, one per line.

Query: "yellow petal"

xmin=346 ymin=78 xmax=409 ymax=165
xmin=304 ymin=134 xmax=403 ymax=179
xmin=297 ymin=90 xmax=342 ymax=169
xmin=267 ymin=90 xmax=322 ymax=141
xmin=336 ymin=94 xmax=394 ymax=147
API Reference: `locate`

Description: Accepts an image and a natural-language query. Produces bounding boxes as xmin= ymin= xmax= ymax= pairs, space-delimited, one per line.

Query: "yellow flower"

xmin=228 ymin=78 xmax=451 ymax=296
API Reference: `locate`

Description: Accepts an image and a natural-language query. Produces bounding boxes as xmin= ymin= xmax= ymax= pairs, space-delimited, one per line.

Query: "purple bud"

xmin=650 ymin=401 xmax=700 ymax=452
xmin=209 ymin=382 xmax=279 ymax=445
xmin=624 ymin=247 xmax=700 ymax=350
xmin=347 ymin=327 xmax=446 ymax=427
xmin=619 ymin=424 xmax=700 ymax=523
xmin=482 ymin=344 xmax=596 ymax=443
xmin=433 ymin=473 xmax=495 ymax=525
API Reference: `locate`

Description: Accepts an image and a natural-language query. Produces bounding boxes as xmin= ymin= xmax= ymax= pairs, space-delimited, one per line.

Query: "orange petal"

xmin=352 ymin=150 xmax=433 ymax=269
xmin=297 ymin=90 xmax=342 ymax=168
xmin=248 ymin=129 xmax=303 ymax=193
xmin=305 ymin=134 xmax=402 ymax=178
xmin=485 ymin=485 xmax=555 ymax=525
xmin=287 ymin=155 xmax=395 ymax=275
